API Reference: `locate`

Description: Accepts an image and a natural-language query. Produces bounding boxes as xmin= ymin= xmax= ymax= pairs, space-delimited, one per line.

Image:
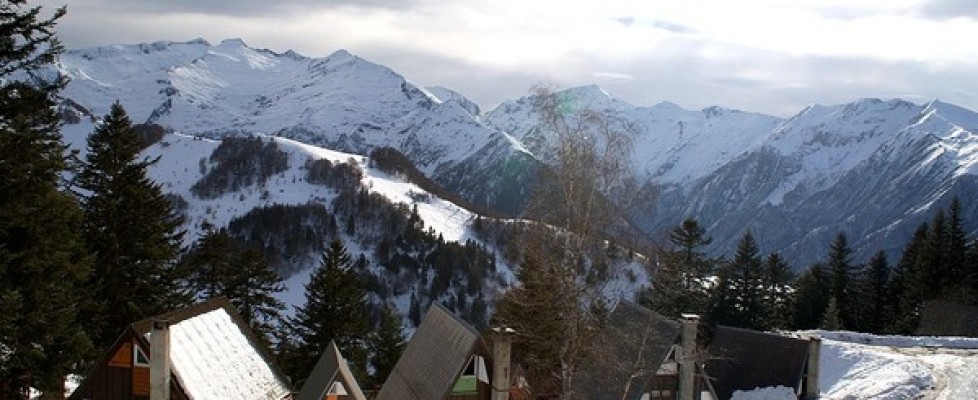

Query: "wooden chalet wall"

xmin=69 ymin=329 xmax=187 ymax=400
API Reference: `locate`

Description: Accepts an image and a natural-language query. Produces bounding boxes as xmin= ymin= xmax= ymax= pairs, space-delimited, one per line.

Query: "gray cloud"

xmin=918 ymin=0 xmax=978 ymax=20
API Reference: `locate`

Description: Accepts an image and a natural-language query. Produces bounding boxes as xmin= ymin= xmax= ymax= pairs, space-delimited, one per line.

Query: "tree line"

xmin=638 ymin=200 xmax=977 ymax=336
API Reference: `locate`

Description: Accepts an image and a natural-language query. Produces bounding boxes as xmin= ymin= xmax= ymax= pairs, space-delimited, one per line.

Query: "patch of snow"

xmin=730 ymin=386 xmax=797 ymax=400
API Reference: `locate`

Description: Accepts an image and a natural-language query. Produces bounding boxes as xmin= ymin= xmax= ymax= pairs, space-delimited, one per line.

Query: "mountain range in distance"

xmin=52 ymin=38 xmax=978 ymax=268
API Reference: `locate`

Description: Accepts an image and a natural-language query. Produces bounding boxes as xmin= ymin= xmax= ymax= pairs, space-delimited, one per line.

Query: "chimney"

xmin=491 ymin=326 xmax=516 ymax=400
xmin=805 ymin=336 xmax=821 ymax=400
xmin=678 ymin=314 xmax=699 ymax=400
xmin=150 ymin=319 xmax=171 ymax=400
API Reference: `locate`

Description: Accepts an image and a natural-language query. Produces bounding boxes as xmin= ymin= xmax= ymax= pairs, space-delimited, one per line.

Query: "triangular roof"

xmin=296 ymin=340 xmax=367 ymax=400
xmin=705 ymin=325 xmax=810 ymax=400
xmin=572 ymin=300 xmax=681 ymax=399
xmin=374 ymin=304 xmax=484 ymax=400
xmin=72 ymin=297 xmax=291 ymax=400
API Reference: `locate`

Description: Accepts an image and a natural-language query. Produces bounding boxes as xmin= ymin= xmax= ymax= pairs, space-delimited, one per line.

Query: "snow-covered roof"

xmin=137 ymin=298 xmax=291 ymax=400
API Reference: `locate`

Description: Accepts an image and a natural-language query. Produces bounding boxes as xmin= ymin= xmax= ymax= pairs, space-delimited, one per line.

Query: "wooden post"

xmin=805 ymin=336 xmax=821 ymax=400
xmin=679 ymin=314 xmax=699 ymax=400
xmin=150 ymin=319 xmax=171 ymax=400
xmin=491 ymin=327 xmax=516 ymax=400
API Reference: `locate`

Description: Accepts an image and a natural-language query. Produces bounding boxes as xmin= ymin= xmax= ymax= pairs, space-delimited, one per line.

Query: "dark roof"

xmin=705 ymin=326 xmax=810 ymax=400
xmin=374 ymin=304 xmax=482 ymax=400
xmin=296 ymin=341 xmax=367 ymax=400
xmin=917 ymin=300 xmax=978 ymax=337
xmin=572 ymin=300 xmax=681 ymax=399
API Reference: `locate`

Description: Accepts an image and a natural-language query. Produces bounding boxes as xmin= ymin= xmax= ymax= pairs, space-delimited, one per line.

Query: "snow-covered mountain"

xmin=55 ymin=38 xmax=535 ymax=215
xmin=54 ymin=38 xmax=978 ymax=266
xmin=486 ymin=90 xmax=978 ymax=266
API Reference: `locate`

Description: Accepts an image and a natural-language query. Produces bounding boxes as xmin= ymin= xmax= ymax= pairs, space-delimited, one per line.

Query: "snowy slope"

xmin=54 ymin=39 xmax=520 ymax=182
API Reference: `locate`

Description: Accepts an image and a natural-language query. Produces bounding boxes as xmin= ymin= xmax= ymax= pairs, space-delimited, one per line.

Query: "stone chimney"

xmin=150 ymin=319 xmax=171 ymax=400
xmin=678 ymin=314 xmax=700 ymax=400
xmin=491 ymin=326 xmax=516 ymax=400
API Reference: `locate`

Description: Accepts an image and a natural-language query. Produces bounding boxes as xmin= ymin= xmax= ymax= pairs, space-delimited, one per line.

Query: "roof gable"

xmin=706 ymin=326 xmax=810 ymax=400
xmin=572 ymin=300 xmax=681 ymax=399
xmin=136 ymin=298 xmax=291 ymax=400
xmin=296 ymin=341 xmax=367 ymax=400
xmin=375 ymin=304 xmax=481 ymax=400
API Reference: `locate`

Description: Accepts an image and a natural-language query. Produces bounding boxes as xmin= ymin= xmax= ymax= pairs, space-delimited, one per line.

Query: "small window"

xmin=133 ymin=345 xmax=150 ymax=367
xmin=327 ymin=381 xmax=348 ymax=395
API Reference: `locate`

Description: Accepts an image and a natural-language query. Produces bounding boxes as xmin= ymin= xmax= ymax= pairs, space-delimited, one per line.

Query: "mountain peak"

xmin=217 ymin=38 xmax=249 ymax=48
xmin=919 ymin=99 xmax=978 ymax=131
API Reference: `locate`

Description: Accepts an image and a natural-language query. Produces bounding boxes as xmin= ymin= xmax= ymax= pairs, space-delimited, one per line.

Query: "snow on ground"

xmin=811 ymin=331 xmax=978 ymax=400
xmin=731 ymin=386 xmax=797 ymax=400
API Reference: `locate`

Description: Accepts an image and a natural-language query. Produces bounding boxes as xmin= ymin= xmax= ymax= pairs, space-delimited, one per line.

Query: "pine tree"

xmin=0 ymin=2 xmax=92 ymax=396
xmin=709 ymin=232 xmax=765 ymax=330
xmin=888 ymin=224 xmax=928 ymax=334
xmin=827 ymin=232 xmax=861 ymax=330
xmin=861 ymin=251 xmax=891 ymax=334
xmin=367 ymin=306 xmax=405 ymax=389
xmin=791 ymin=263 xmax=831 ymax=330
xmin=289 ymin=239 xmax=370 ymax=383
xmin=919 ymin=209 xmax=949 ymax=300
xmin=492 ymin=255 xmax=571 ymax=395
xmin=945 ymin=198 xmax=971 ymax=302
xmin=821 ymin=296 xmax=843 ymax=331
xmin=77 ymin=102 xmax=188 ymax=348
xmin=763 ymin=253 xmax=795 ymax=330
xmin=641 ymin=218 xmax=715 ymax=318
xmin=183 ymin=228 xmax=285 ymax=341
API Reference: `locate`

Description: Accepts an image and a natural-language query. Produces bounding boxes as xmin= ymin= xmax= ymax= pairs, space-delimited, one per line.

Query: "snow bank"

xmin=819 ymin=339 xmax=933 ymax=399
xmin=730 ymin=386 xmax=797 ymax=400
xmin=809 ymin=330 xmax=978 ymax=349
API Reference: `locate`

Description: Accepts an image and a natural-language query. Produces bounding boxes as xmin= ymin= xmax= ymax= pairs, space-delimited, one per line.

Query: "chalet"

xmin=69 ymin=297 xmax=291 ymax=400
xmin=295 ymin=341 xmax=366 ymax=400
xmin=374 ymin=304 xmax=494 ymax=400
xmin=704 ymin=326 xmax=819 ymax=400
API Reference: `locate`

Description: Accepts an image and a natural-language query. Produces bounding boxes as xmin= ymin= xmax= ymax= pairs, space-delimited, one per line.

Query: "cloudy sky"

xmin=37 ymin=0 xmax=978 ymax=116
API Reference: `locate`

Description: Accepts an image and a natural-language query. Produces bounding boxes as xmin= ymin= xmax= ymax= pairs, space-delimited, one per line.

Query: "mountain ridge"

xmin=51 ymin=38 xmax=978 ymax=266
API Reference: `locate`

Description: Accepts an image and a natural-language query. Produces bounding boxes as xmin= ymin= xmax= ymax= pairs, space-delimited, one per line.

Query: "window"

xmin=133 ymin=345 xmax=150 ymax=367
xmin=327 ymin=381 xmax=348 ymax=395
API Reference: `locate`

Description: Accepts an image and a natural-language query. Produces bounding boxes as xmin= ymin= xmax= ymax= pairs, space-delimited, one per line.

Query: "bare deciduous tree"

xmin=493 ymin=85 xmax=654 ymax=399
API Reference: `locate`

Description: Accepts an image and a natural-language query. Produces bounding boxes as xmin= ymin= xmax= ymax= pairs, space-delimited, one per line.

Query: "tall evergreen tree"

xmin=791 ymin=263 xmax=831 ymax=330
xmin=821 ymin=296 xmax=843 ymax=331
xmin=827 ymin=232 xmax=861 ymax=330
xmin=919 ymin=209 xmax=949 ymax=300
xmin=367 ymin=306 xmax=405 ymax=389
xmin=493 ymin=255 xmax=574 ymax=395
xmin=763 ymin=253 xmax=795 ymax=330
xmin=77 ymin=102 xmax=188 ymax=348
xmin=888 ymin=224 xmax=928 ymax=334
xmin=945 ymin=198 xmax=971 ymax=302
xmin=288 ymin=239 xmax=370 ymax=383
xmin=641 ymin=218 xmax=715 ymax=318
xmin=709 ymin=232 xmax=765 ymax=330
xmin=861 ymin=251 xmax=891 ymax=334
xmin=0 ymin=2 xmax=92 ymax=396
xmin=182 ymin=227 xmax=285 ymax=341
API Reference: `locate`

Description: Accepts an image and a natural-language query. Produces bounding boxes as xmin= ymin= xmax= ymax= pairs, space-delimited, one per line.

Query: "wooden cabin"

xmin=69 ymin=298 xmax=291 ymax=400
xmin=375 ymin=304 xmax=492 ymax=400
